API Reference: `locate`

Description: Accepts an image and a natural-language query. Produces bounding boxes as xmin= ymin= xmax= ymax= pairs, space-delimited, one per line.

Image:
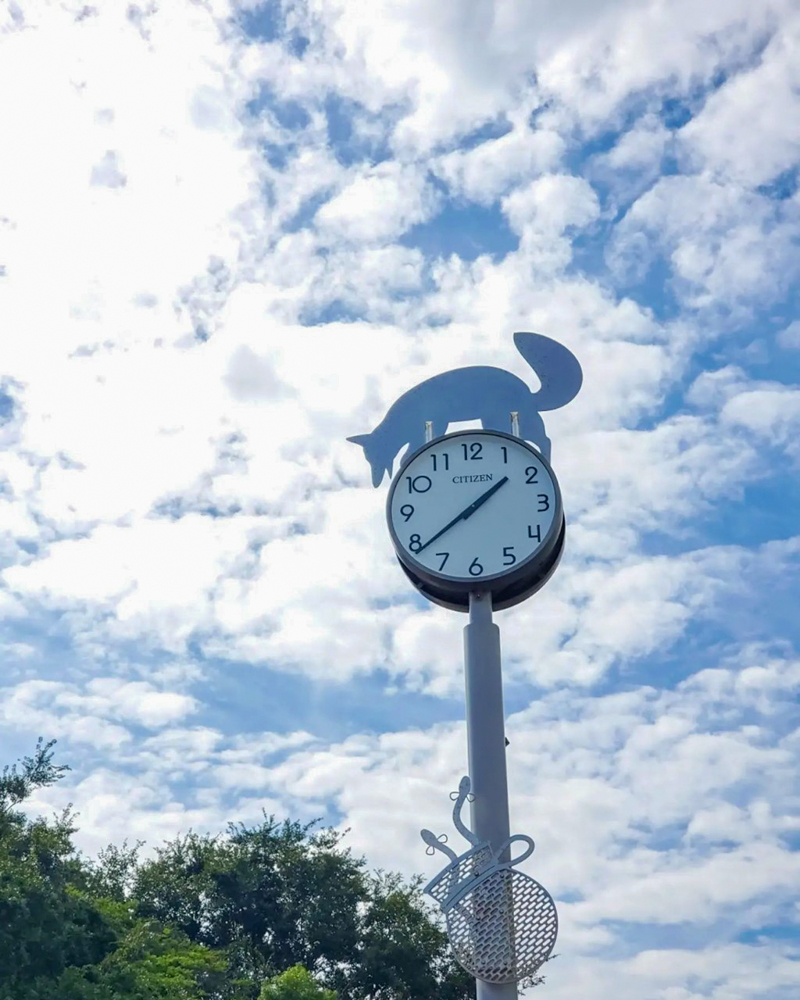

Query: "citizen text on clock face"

xmin=389 ymin=433 xmax=558 ymax=581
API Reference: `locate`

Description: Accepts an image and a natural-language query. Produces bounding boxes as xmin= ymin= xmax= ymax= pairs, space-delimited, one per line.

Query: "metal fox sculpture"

xmin=348 ymin=332 xmax=582 ymax=486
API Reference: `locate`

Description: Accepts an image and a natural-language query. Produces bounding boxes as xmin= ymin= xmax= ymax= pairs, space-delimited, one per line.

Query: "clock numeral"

xmin=469 ymin=557 xmax=484 ymax=576
xmin=461 ymin=442 xmax=483 ymax=460
xmin=406 ymin=475 xmax=432 ymax=494
xmin=400 ymin=504 xmax=414 ymax=522
xmin=503 ymin=546 xmax=516 ymax=566
xmin=409 ymin=534 xmax=422 ymax=553
xmin=501 ymin=446 xmax=508 ymax=464
xmin=525 ymin=466 xmax=538 ymax=484
xmin=528 ymin=524 xmax=542 ymax=542
xmin=537 ymin=494 xmax=550 ymax=512
xmin=431 ymin=452 xmax=449 ymax=472
xmin=436 ymin=552 xmax=449 ymax=571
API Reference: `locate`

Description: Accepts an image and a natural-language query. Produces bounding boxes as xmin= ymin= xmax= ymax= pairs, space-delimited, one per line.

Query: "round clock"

xmin=386 ymin=429 xmax=565 ymax=612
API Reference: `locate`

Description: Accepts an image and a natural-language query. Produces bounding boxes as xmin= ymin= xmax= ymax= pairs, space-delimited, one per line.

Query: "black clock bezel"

xmin=386 ymin=429 xmax=564 ymax=607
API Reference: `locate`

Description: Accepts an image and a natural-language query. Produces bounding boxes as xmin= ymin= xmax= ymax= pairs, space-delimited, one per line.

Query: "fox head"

xmin=347 ymin=432 xmax=391 ymax=487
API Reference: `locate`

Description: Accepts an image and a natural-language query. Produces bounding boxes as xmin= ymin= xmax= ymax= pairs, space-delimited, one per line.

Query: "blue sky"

xmin=1 ymin=1 xmax=799 ymax=997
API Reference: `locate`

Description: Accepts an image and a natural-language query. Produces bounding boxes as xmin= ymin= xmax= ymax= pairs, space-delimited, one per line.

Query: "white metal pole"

xmin=464 ymin=590 xmax=518 ymax=999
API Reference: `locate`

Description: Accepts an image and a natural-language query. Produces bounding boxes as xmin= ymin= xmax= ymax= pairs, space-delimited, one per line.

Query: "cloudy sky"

xmin=1 ymin=1 xmax=799 ymax=996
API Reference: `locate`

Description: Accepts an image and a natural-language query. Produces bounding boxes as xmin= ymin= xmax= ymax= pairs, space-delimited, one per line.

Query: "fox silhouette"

xmin=348 ymin=332 xmax=582 ymax=487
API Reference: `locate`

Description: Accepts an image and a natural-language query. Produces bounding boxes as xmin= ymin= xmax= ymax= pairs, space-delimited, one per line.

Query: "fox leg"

xmin=518 ymin=407 xmax=551 ymax=460
xmin=538 ymin=433 xmax=552 ymax=461
xmin=405 ymin=425 xmax=428 ymax=458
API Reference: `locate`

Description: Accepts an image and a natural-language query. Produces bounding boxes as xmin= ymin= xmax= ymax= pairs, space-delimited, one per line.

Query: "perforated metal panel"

xmin=445 ymin=867 xmax=558 ymax=984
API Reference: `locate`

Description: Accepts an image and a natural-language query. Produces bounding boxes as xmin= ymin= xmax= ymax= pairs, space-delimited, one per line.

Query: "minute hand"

xmin=417 ymin=476 xmax=509 ymax=554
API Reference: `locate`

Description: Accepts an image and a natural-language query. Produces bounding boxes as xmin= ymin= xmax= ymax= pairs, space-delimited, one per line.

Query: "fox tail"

xmin=513 ymin=332 xmax=582 ymax=411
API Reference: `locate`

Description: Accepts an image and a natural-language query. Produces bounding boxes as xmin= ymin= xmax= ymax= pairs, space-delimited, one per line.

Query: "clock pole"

xmin=464 ymin=589 xmax=518 ymax=1000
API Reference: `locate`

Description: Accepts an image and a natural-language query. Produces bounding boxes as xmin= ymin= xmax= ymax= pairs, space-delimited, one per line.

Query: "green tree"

xmin=0 ymin=741 xmax=116 ymax=997
xmin=133 ymin=817 xmax=473 ymax=999
xmin=86 ymin=840 xmax=143 ymax=903
xmin=69 ymin=915 xmax=228 ymax=999
xmin=0 ymin=737 xmax=70 ymax=819
xmin=0 ymin=741 xmax=474 ymax=1000
xmin=259 ymin=965 xmax=336 ymax=1000
xmin=0 ymin=741 xmax=225 ymax=1000
xmin=338 ymin=872 xmax=473 ymax=1000
xmin=133 ymin=819 xmax=364 ymax=986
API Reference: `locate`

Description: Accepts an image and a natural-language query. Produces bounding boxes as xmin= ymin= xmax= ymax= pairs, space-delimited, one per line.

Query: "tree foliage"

xmin=0 ymin=741 xmax=474 ymax=1000
xmin=259 ymin=966 xmax=336 ymax=1000
xmin=0 ymin=738 xmax=70 ymax=818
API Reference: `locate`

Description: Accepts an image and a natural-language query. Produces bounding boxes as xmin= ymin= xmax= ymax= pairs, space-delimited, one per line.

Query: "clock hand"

xmin=417 ymin=476 xmax=509 ymax=554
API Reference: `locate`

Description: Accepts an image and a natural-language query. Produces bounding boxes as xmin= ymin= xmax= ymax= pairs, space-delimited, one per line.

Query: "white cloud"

xmin=0 ymin=676 xmax=197 ymax=747
xmin=435 ymin=125 xmax=566 ymax=205
xmin=0 ymin=680 xmax=132 ymax=750
xmin=778 ymin=320 xmax=800 ymax=349
xmin=535 ymin=0 xmax=791 ymax=133
xmin=0 ymin=4 xmax=257 ymax=380
xmin=544 ymin=943 xmax=799 ymax=1000
xmin=609 ymin=176 xmax=797 ymax=312
xmin=602 ymin=116 xmax=671 ymax=173
xmin=295 ymin=0 xmax=793 ymax=156
xmin=721 ymin=388 xmax=800 ymax=454
xmin=503 ymin=174 xmax=600 ymax=235
xmin=678 ymin=18 xmax=800 ymax=188
xmin=315 ymin=162 xmax=440 ymax=242
xmin=688 ymin=366 xmax=800 ymax=461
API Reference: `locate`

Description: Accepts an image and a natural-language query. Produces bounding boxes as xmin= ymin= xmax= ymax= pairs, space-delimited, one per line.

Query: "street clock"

xmin=350 ymin=333 xmax=582 ymax=993
xmin=387 ymin=429 xmax=565 ymax=611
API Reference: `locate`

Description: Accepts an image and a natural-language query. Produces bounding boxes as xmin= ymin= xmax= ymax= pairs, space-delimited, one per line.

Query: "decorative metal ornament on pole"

xmin=348 ymin=332 xmax=582 ymax=994
xmin=421 ymin=769 xmax=557 ymax=992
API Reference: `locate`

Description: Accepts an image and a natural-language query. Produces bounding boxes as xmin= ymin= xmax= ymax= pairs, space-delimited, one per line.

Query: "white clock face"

xmin=388 ymin=431 xmax=560 ymax=582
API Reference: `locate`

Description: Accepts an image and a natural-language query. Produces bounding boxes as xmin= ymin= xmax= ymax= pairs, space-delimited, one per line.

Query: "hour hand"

xmin=417 ymin=476 xmax=508 ymax=553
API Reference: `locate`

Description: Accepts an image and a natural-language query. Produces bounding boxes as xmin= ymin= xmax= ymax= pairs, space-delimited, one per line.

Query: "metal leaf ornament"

xmin=420 ymin=776 xmax=558 ymax=986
